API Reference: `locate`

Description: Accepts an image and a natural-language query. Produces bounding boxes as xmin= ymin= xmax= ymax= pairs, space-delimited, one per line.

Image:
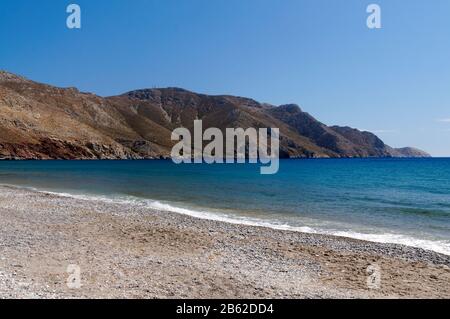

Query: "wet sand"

xmin=0 ymin=185 xmax=449 ymax=299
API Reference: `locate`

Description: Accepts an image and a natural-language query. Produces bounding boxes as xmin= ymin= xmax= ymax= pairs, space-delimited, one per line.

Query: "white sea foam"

xmin=152 ymin=204 xmax=450 ymax=255
xmin=331 ymin=231 xmax=450 ymax=256
xmin=148 ymin=199 xmax=450 ymax=255
xmin=3 ymin=184 xmax=450 ymax=256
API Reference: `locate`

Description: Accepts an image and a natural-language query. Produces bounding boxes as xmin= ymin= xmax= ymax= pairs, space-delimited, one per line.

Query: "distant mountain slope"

xmin=0 ymin=71 xmax=431 ymax=159
xmin=388 ymin=147 xmax=432 ymax=158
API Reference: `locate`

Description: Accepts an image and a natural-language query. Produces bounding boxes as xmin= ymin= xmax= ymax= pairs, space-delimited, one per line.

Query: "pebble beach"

xmin=0 ymin=185 xmax=449 ymax=299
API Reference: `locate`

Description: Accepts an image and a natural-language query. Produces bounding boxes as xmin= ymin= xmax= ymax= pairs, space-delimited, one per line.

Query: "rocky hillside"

xmin=0 ymin=71 xmax=430 ymax=160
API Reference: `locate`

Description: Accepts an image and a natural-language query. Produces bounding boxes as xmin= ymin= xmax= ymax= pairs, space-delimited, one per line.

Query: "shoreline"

xmin=0 ymin=185 xmax=449 ymax=298
xmin=0 ymin=157 xmax=442 ymax=161
xmin=3 ymin=183 xmax=449 ymax=256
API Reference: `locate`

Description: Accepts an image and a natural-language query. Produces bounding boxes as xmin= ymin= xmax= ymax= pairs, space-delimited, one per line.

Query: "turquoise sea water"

xmin=0 ymin=158 xmax=449 ymax=255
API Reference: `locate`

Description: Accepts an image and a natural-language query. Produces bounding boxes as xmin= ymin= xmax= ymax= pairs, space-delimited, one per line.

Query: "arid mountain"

xmin=0 ymin=71 xmax=430 ymax=159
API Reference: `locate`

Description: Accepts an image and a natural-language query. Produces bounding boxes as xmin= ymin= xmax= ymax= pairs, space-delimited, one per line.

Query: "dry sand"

xmin=0 ymin=185 xmax=448 ymax=299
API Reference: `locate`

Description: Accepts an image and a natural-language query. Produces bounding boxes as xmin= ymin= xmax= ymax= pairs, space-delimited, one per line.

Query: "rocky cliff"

xmin=0 ymin=71 xmax=430 ymax=160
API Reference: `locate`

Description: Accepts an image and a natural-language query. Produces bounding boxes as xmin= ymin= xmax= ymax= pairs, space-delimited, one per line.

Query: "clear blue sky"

xmin=1 ymin=0 xmax=449 ymax=156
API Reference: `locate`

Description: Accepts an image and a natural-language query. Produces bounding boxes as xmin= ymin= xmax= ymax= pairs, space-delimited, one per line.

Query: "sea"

xmin=0 ymin=158 xmax=449 ymax=255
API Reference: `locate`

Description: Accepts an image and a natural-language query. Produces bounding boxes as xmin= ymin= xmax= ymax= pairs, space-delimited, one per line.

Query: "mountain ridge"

xmin=0 ymin=71 xmax=431 ymax=160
